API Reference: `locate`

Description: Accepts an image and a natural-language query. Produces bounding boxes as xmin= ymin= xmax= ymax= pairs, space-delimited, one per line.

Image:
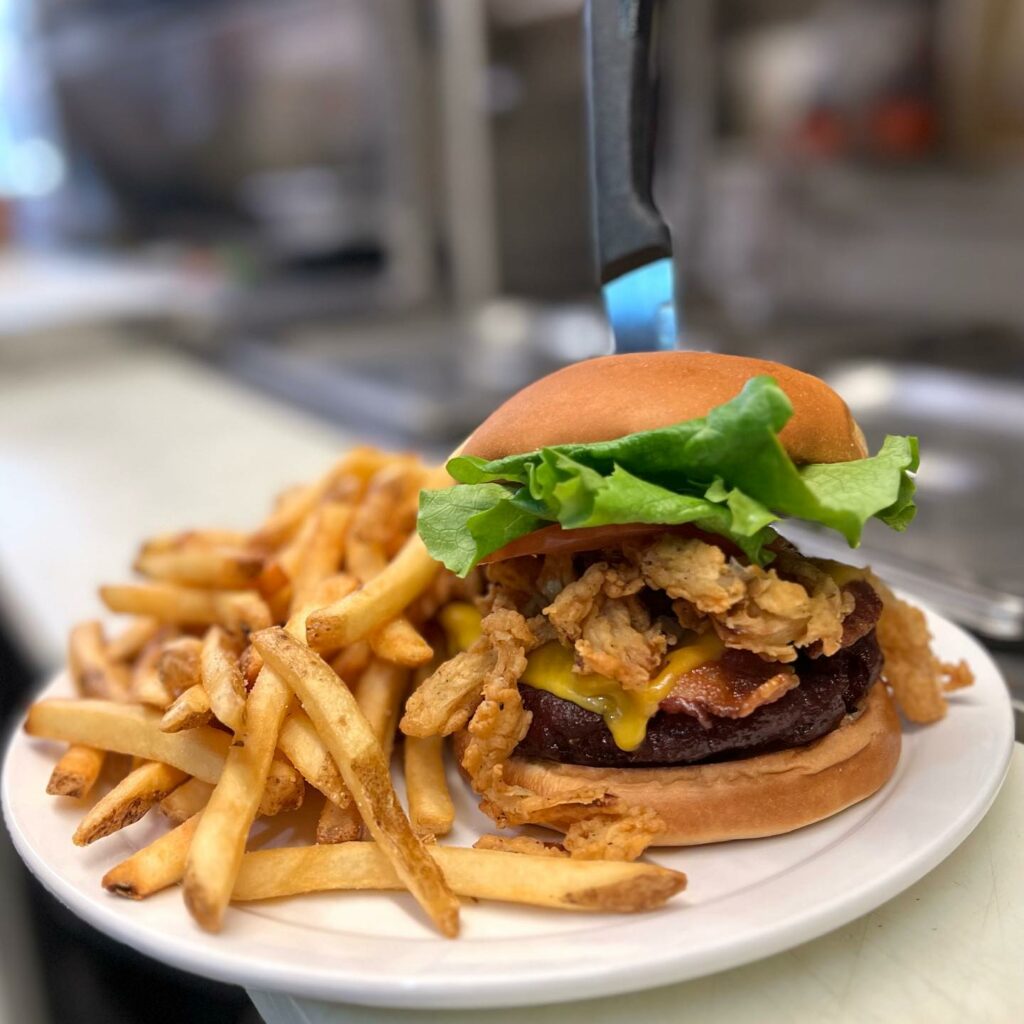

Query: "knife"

xmin=584 ymin=0 xmax=677 ymax=352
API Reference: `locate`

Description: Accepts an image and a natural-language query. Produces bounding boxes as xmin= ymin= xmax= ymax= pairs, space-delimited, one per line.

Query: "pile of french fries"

xmin=24 ymin=447 xmax=686 ymax=939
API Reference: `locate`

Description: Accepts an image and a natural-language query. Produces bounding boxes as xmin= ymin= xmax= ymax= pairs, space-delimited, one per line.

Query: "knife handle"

xmin=585 ymin=0 xmax=670 ymax=285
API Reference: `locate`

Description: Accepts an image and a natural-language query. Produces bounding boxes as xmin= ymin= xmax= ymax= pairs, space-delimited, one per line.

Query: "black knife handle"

xmin=585 ymin=0 xmax=670 ymax=285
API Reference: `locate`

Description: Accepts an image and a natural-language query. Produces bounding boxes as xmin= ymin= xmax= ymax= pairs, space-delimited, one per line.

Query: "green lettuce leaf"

xmin=420 ymin=375 xmax=918 ymax=575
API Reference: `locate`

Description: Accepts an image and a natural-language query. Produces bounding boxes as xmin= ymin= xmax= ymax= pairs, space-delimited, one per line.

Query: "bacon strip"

xmin=660 ymin=650 xmax=799 ymax=728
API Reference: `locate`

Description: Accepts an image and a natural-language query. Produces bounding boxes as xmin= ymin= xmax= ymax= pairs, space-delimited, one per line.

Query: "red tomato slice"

xmin=481 ymin=522 xmax=743 ymax=563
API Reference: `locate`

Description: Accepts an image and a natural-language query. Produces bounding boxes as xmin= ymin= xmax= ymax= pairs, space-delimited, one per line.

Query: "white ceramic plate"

xmin=3 ymin=606 xmax=1014 ymax=1010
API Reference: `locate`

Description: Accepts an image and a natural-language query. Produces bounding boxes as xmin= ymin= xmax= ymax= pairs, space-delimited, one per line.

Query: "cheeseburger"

xmin=403 ymin=352 xmax=969 ymax=858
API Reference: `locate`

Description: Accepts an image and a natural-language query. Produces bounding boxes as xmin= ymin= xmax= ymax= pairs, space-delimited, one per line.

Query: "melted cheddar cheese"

xmin=438 ymin=602 xmax=724 ymax=751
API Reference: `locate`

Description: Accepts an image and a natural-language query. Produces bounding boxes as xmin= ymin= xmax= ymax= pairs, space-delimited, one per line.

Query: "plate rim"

xmin=3 ymin=606 xmax=1016 ymax=1009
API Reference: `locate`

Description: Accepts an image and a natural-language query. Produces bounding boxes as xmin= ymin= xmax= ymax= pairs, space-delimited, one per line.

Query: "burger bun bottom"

xmin=455 ymin=683 xmax=901 ymax=846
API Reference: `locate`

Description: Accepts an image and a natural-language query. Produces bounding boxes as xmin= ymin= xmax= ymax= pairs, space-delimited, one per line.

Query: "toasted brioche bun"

xmin=465 ymin=351 xmax=867 ymax=466
xmin=455 ymin=684 xmax=900 ymax=846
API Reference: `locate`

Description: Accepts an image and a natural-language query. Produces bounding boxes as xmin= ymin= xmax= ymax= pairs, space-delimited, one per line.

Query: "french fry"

xmin=290 ymin=589 xmax=364 ymax=844
xmin=106 ymin=618 xmax=162 ymax=663
xmin=288 ymin=504 xmax=354 ymax=611
xmin=278 ymin=710 xmax=350 ymax=808
xmin=239 ymin=644 xmax=263 ymax=687
xmin=306 ymin=533 xmax=442 ymax=651
xmin=46 ymin=744 xmax=107 ymax=799
xmin=59 ymin=622 xmax=128 ymax=797
xmin=294 ymin=574 xmax=358 ymax=634
xmin=160 ymin=684 xmax=212 ymax=732
xmin=160 ymin=778 xmax=214 ymax=824
xmin=130 ymin=634 xmax=175 ymax=709
xmin=404 ymin=735 xmax=454 ymax=838
xmin=139 ymin=530 xmax=250 ymax=553
xmin=355 ymin=658 xmax=410 ymax=762
xmin=73 ymin=761 xmax=188 ymax=846
xmin=184 ymin=666 xmax=292 ymax=932
xmin=348 ymin=462 xmax=424 ymax=566
xmin=99 ymin=584 xmax=271 ymax=635
xmin=200 ymin=627 xmax=246 ymax=734
xmin=403 ymin=662 xmax=454 ymax=837
xmin=68 ymin=621 xmax=129 ymax=701
xmin=368 ymin=616 xmax=433 ymax=668
xmin=25 ymin=700 xmax=300 ymax=816
xmin=103 ymin=813 xmax=202 ymax=900
xmin=344 ymin=536 xmax=387 ymax=585
xmin=258 ymin=508 xmax=323 ymax=600
xmin=104 ymin=838 xmax=685 ymax=913
xmin=316 ymin=798 xmax=363 ymax=845
xmin=252 ymin=484 xmax=319 ymax=550
xmin=330 ymin=640 xmax=371 ymax=682
xmin=232 ymin=844 xmax=686 ymax=913
xmin=131 ymin=664 xmax=173 ymax=709
xmin=157 ymin=636 xmax=203 ymax=696
xmin=251 ymin=628 xmax=460 ymax=937
xmin=251 ymin=448 xmax=388 ymax=549
xmin=134 ymin=546 xmax=263 ymax=590
xmin=316 ymin=657 xmax=407 ymax=844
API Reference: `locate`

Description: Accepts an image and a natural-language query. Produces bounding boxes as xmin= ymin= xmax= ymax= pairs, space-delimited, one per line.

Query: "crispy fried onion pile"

xmin=402 ymin=534 xmax=972 ymax=858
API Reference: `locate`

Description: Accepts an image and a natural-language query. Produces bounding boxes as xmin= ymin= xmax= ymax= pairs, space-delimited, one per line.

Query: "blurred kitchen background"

xmin=1 ymin=0 xmax=1023 ymax=1021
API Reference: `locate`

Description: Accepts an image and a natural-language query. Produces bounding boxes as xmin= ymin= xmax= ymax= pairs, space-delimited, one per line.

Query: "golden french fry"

xmin=330 ymin=641 xmax=371 ymax=682
xmin=288 ymin=574 xmax=358 ymax=641
xmin=106 ymin=618 xmax=162 ymax=663
xmin=349 ymin=461 xmax=423 ymax=554
xmin=278 ymin=710 xmax=350 ymax=808
xmin=184 ymin=666 xmax=292 ymax=932
xmin=157 ymin=637 xmax=203 ymax=696
xmin=200 ymin=627 xmax=246 ymax=734
xmin=130 ymin=634 xmax=175 ymax=709
xmin=160 ymin=684 xmax=212 ymax=733
xmin=335 ymin=447 xmax=405 ymax=488
xmin=289 ymin=504 xmax=353 ymax=611
xmin=355 ymin=658 xmax=410 ymax=762
xmin=160 ymin=778 xmax=214 ymax=824
xmin=103 ymin=813 xmax=202 ymax=900
xmin=46 ymin=744 xmax=107 ymax=799
xmin=252 ymin=755 xmax=303 ymax=817
xmin=140 ymin=530 xmax=250 ymax=553
xmin=232 ymin=844 xmax=686 ymax=913
xmin=288 ymin=592 xmax=363 ymax=845
xmin=251 ymin=628 xmax=459 ymax=937
xmin=313 ymin=656 xmax=403 ymax=844
xmin=404 ymin=735 xmax=454 ymax=838
xmin=73 ymin=761 xmax=188 ymax=846
xmin=25 ymin=699 xmax=299 ymax=817
xmin=239 ymin=645 xmax=263 ymax=688
xmin=99 ymin=584 xmax=271 ymax=635
xmin=68 ymin=621 xmax=129 ymax=701
xmin=134 ymin=546 xmax=263 ymax=589
xmin=306 ymin=533 xmax=442 ymax=651
xmin=315 ymin=656 xmax=408 ymax=844
xmin=368 ymin=617 xmax=433 ymax=668
xmin=252 ymin=485 xmax=319 ymax=550
xmin=107 ymin=837 xmax=686 ymax=912
xmin=131 ymin=666 xmax=173 ymax=710
xmin=258 ymin=508 xmax=322 ymax=599
xmin=252 ymin=448 xmax=387 ymax=549
xmin=345 ymin=536 xmax=388 ymax=585
xmin=316 ymin=798 xmax=363 ymax=845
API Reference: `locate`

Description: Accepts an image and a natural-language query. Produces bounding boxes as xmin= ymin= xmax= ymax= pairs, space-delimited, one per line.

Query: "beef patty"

xmin=515 ymin=631 xmax=883 ymax=768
